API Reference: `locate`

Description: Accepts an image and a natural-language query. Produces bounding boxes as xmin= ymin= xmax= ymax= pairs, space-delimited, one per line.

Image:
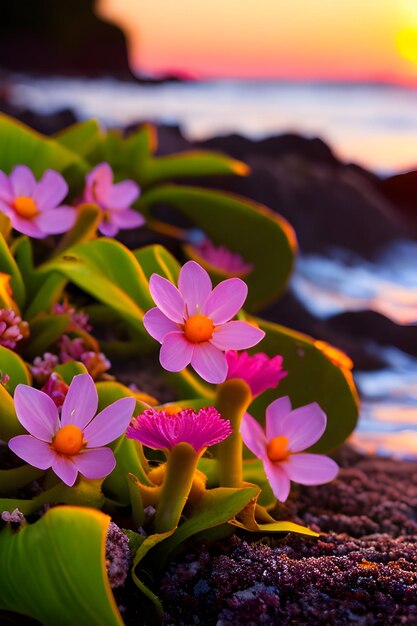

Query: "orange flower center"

xmin=52 ymin=424 xmax=84 ymax=456
xmin=184 ymin=314 xmax=214 ymax=343
xmin=267 ymin=435 xmax=290 ymax=462
xmin=13 ymin=196 xmax=38 ymax=219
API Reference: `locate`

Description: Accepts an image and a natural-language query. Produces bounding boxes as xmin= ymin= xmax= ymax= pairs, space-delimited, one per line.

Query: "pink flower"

xmin=53 ymin=302 xmax=92 ymax=332
xmin=83 ymin=162 xmax=145 ymax=237
xmin=240 ymin=397 xmax=338 ymax=502
xmin=226 ymin=351 xmax=287 ymax=397
xmin=0 ymin=308 xmax=28 ymax=349
xmin=0 ymin=165 xmax=76 ymax=238
xmin=143 ymin=260 xmax=265 ymax=384
xmin=8 ymin=373 xmax=136 ymax=487
xmin=41 ymin=373 xmax=69 ymax=408
xmin=190 ymin=237 xmax=253 ymax=277
xmin=126 ymin=406 xmax=232 ymax=453
xmin=31 ymin=352 xmax=59 ymax=384
xmin=58 ymin=335 xmax=111 ymax=380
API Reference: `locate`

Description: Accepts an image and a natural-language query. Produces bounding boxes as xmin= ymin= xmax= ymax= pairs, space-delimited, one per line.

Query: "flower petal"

xmin=204 ymin=278 xmax=248 ymax=324
xmin=61 ymin=374 xmax=98 ymax=429
xmin=10 ymin=165 xmax=36 ymax=197
xmin=98 ymin=219 xmax=119 ymax=237
xmin=149 ymin=274 xmax=185 ymax=323
xmin=210 ymin=321 xmax=265 ymax=350
xmin=160 ymin=331 xmax=194 ymax=372
xmin=271 ymin=402 xmax=327 ymax=453
xmin=178 ymin=260 xmax=212 ymax=316
xmin=265 ymin=396 xmax=292 ymax=441
xmin=51 ymin=455 xmax=78 ymax=487
xmin=73 ymin=447 xmax=116 ymax=479
xmin=106 ymin=180 xmax=140 ymax=209
xmin=0 ymin=171 xmax=13 ymax=203
xmin=84 ymin=163 xmax=112 ymax=206
xmin=143 ymin=307 xmax=178 ymax=342
xmin=34 ymin=206 xmax=77 ymax=235
xmin=191 ymin=342 xmax=228 ymax=384
xmin=83 ymin=397 xmax=136 ymax=447
xmin=8 ymin=435 xmax=54 ymax=469
xmin=14 ymin=385 xmax=59 ymax=441
xmin=32 ymin=169 xmax=68 ymax=209
xmin=9 ymin=213 xmax=46 ymax=238
xmin=109 ymin=208 xmax=145 ymax=229
xmin=263 ymin=458 xmax=291 ymax=502
xmin=284 ymin=453 xmax=339 ymax=485
xmin=240 ymin=412 xmax=267 ymax=460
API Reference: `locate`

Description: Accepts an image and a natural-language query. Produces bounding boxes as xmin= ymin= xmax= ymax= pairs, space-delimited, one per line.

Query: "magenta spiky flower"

xmin=0 ymin=165 xmax=76 ymax=238
xmin=9 ymin=373 xmax=136 ymax=487
xmin=0 ymin=308 xmax=27 ymax=349
xmin=143 ymin=260 xmax=265 ymax=384
xmin=126 ymin=406 xmax=232 ymax=453
xmin=83 ymin=162 xmax=145 ymax=237
xmin=41 ymin=373 xmax=69 ymax=408
xmin=226 ymin=350 xmax=287 ymax=397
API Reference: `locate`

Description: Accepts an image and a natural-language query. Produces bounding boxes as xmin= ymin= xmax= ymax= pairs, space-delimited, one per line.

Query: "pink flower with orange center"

xmin=0 ymin=165 xmax=76 ymax=238
xmin=143 ymin=260 xmax=265 ymax=384
xmin=83 ymin=162 xmax=145 ymax=236
xmin=240 ymin=396 xmax=338 ymax=502
xmin=8 ymin=374 xmax=135 ymax=486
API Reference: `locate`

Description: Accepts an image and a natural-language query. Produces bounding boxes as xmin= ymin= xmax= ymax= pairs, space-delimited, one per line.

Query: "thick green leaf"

xmin=0 ymin=506 xmax=123 ymax=626
xmin=0 ymin=465 xmax=44 ymax=494
xmin=138 ymin=185 xmax=297 ymax=311
xmin=230 ymin=518 xmax=319 ymax=537
xmin=24 ymin=272 xmax=67 ymax=320
xmin=0 ymin=346 xmax=31 ymax=393
xmin=249 ymin=317 xmax=359 ymax=453
xmin=133 ymin=244 xmax=181 ymax=284
xmin=0 ymin=384 xmax=23 ymax=440
xmin=40 ymin=239 xmax=153 ymax=332
xmin=149 ymin=485 xmax=258 ymax=575
xmin=54 ymin=119 xmax=104 ymax=160
xmin=54 ymin=360 xmax=88 ymax=383
xmin=139 ymin=151 xmax=249 ymax=187
xmin=0 ymin=114 xmax=88 ymax=184
xmin=0 ymin=232 xmax=25 ymax=309
xmin=24 ymin=314 xmax=70 ymax=360
xmin=51 ymin=204 xmax=101 ymax=257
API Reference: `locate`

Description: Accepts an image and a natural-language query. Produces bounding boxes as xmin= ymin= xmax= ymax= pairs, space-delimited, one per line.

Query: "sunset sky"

xmin=97 ymin=0 xmax=417 ymax=83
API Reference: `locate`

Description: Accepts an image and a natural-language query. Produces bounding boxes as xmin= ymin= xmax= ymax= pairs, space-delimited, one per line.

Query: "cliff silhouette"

xmin=0 ymin=0 xmax=134 ymax=78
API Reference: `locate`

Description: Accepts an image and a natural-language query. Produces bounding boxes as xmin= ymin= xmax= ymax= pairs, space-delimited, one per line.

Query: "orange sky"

xmin=97 ymin=0 xmax=417 ymax=82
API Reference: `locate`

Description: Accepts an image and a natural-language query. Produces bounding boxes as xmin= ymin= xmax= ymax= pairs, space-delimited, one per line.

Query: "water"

xmin=291 ymin=240 xmax=417 ymax=459
xmin=7 ymin=75 xmax=417 ymax=173
xmin=7 ymin=75 xmax=417 ymax=457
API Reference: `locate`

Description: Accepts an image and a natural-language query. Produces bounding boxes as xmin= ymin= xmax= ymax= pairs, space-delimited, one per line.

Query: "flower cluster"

xmin=0 ymin=163 xmax=145 ymax=239
xmin=0 ymin=308 xmax=28 ymax=349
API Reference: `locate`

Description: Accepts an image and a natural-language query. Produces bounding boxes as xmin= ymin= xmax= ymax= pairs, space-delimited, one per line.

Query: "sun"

xmin=397 ymin=27 xmax=417 ymax=65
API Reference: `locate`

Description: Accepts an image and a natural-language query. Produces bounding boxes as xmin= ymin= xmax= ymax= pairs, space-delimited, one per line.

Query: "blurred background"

xmin=1 ymin=0 xmax=417 ymax=457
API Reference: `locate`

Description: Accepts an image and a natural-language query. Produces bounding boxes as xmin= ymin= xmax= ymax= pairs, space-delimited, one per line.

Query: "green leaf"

xmin=51 ymin=204 xmax=101 ymax=257
xmin=138 ymin=185 xmax=297 ymax=311
xmin=0 ymin=232 xmax=25 ymax=310
xmin=133 ymin=244 xmax=181 ymax=284
xmin=149 ymin=485 xmax=258 ymax=575
xmin=40 ymin=239 xmax=153 ymax=332
xmin=24 ymin=314 xmax=70 ymax=360
xmin=139 ymin=151 xmax=249 ymax=187
xmin=0 ymin=346 xmax=31 ymax=394
xmin=230 ymin=518 xmax=319 ymax=537
xmin=0 ymin=384 xmax=23 ymax=440
xmin=0 ymin=465 xmax=44 ymax=494
xmin=54 ymin=360 xmax=88 ymax=383
xmin=54 ymin=119 xmax=104 ymax=160
xmin=0 ymin=113 xmax=88 ymax=185
xmin=0 ymin=506 xmax=124 ymax=626
xmin=24 ymin=272 xmax=67 ymax=320
xmin=249 ymin=317 xmax=359 ymax=453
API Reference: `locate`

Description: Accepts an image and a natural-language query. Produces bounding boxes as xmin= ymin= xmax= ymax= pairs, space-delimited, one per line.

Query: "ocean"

xmin=5 ymin=75 xmax=417 ymax=457
xmin=7 ymin=76 xmax=417 ymax=174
